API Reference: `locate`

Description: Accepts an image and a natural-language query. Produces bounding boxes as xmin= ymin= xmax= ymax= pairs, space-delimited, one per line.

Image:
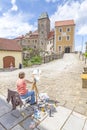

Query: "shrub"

xmin=30 ymin=56 xmax=42 ymax=65
xmin=23 ymin=56 xmax=42 ymax=67
xmin=84 ymin=52 xmax=87 ymax=58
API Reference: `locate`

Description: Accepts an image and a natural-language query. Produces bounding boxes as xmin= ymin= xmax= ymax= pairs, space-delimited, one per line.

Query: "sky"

xmin=0 ymin=0 xmax=87 ymax=52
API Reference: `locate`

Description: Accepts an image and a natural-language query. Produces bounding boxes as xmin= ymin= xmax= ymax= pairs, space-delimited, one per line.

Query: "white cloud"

xmin=0 ymin=7 xmax=2 ymax=11
xmin=11 ymin=4 xmax=18 ymax=11
xmin=0 ymin=12 xmax=36 ymax=38
xmin=45 ymin=0 xmax=58 ymax=2
xmin=10 ymin=0 xmax=18 ymax=11
xmin=50 ymin=0 xmax=87 ymax=35
xmin=75 ymin=44 xmax=86 ymax=52
xmin=77 ymin=25 xmax=87 ymax=35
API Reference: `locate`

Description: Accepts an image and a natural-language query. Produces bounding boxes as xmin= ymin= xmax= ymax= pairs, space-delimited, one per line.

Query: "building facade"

xmin=47 ymin=30 xmax=55 ymax=53
xmin=16 ymin=13 xmax=75 ymax=54
xmin=0 ymin=38 xmax=22 ymax=69
xmin=55 ymin=20 xmax=75 ymax=53
xmin=16 ymin=12 xmax=54 ymax=55
xmin=15 ymin=31 xmax=39 ymax=50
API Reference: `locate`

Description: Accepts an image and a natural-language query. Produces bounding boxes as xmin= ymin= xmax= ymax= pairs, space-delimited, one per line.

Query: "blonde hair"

xmin=19 ymin=72 xmax=25 ymax=79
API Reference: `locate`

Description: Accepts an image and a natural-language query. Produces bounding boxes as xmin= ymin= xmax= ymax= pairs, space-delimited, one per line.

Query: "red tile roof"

xmin=48 ymin=30 xmax=54 ymax=39
xmin=29 ymin=30 xmax=38 ymax=39
xmin=29 ymin=34 xmax=38 ymax=39
xmin=15 ymin=30 xmax=39 ymax=40
xmin=55 ymin=20 xmax=75 ymax=27
xmin=0 ymin=38 xmax=22 ymax=51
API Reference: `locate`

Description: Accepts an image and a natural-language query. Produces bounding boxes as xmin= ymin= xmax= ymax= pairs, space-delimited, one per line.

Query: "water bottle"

xmin=34 ymin=108 xmax=40 ymax=119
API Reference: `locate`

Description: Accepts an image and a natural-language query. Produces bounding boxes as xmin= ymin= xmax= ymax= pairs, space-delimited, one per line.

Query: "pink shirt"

xmin=16 ymin=78 xmax=28 ymax=95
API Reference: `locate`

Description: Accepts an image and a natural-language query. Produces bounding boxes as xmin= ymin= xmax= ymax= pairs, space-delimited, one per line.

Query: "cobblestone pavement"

xmin=0 ymin=53 xmax=87 ymax=130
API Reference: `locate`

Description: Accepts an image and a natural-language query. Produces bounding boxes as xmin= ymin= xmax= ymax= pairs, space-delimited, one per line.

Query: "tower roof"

xmin=38 ymin=12 xmax=49 ymax=19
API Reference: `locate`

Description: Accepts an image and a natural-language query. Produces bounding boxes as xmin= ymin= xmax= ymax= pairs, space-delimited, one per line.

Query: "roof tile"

xmin=0 ymin=38 xmax=22 ymax=51
xmin=48 ymin=30 xmax=54 ymax=39
xmin=55 ymin=20 xmax=75 ymax=27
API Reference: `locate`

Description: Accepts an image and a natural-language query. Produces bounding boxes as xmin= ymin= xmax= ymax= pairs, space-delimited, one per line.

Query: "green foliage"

xmin=23 ymin=59 xmax=28 ymax=67
xmin=23 ymin=47 xmax=27 ymax=51
xmin=30 ymin=56 xmax=42 ymax=65
xmin=84 ymin=52 xmax=87 ymax=58
xmin=23 ymin=56 xmax=42 ymax=67
xmin=23 ymin=47 xmax=42 ymax=67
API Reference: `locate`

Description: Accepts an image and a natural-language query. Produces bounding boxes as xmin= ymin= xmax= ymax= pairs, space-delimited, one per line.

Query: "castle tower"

xmin=38 ymin=12 xmax=50 ymax=51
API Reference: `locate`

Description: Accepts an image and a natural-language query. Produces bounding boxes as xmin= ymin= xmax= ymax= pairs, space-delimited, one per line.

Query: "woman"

xmin=16 ymin=72 xmax=36 ymax=105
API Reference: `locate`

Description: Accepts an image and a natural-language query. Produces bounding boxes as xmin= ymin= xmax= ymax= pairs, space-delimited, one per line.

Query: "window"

xmin=58 ymin=36 xmax=62 ymax=41
xmin=32 ymin=40 xmax=34 ymax=43
xmin=41 ymin=41 xmax=43 ymax=45
xmin=28 ymin=40 xmax=30 ymax=43
xmin=66 ymin=35 xmax=70 ymax=40
xmin=41 ymin=24 xmax=44 ymax=28
xmin=35 ymin=40 xmax=37 ymax=43
xmin=34 ymin=45 xmax=36 ymax=48
xmin=59 ymin=28 xmax=62 ymax=32
xmin=67 ymin=27 xmax=70 ymax=32
xmin=58 ymin=46 xmax=62 ymax=52
xmin=41 ymin=31 xmax=44 ymax=34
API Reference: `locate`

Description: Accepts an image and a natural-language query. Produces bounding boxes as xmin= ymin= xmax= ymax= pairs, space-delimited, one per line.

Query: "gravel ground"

xmin=0 ymin=53 xmax=87 ymax=115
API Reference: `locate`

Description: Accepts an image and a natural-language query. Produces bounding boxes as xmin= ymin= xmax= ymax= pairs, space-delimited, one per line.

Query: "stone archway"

xmin=65 ymin=47 xmax=70 ymax=53
xmin=3 ymin=56 xmax=15 ymax=68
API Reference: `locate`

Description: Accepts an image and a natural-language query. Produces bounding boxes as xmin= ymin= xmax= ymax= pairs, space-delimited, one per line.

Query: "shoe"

xmin=30 ymin=102 xmax=37 ymax=105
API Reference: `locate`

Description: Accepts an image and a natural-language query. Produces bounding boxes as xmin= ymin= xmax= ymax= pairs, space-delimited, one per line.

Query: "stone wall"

xmin=42 ymin=52 xmax=64 ymax=63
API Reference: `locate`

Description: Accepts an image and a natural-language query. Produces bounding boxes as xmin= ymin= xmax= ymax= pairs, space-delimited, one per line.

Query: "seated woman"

xmin=16 ymin=71 xmax=36 ymax=105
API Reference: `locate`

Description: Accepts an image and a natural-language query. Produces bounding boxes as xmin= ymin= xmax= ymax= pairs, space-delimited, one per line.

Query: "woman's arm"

xmin=25 ymin=79 xmax=33 ymax=84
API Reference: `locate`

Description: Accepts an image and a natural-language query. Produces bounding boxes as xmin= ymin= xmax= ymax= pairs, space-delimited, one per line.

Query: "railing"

xmin=42 ymin=52 xmax=64 ymax=63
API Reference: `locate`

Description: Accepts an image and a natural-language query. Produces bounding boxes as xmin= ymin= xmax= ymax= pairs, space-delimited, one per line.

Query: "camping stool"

xmin=21 ymin=96 xmax=31 ymax=108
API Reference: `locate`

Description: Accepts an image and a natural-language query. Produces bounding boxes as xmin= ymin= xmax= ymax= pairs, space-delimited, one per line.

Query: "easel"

xmin=31 ymin=78 xmax=39 ymax=103
xmin=31 ymin=69 xmax=41 ymax=103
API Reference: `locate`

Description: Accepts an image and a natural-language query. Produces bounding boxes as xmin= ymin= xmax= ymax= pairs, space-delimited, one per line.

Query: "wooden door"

xmin=3 ymin=56 xmax=15 ymax=68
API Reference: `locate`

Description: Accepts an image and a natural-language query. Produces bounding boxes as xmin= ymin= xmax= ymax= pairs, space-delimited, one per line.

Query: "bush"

xmin=84 ymin=52 xmax=87 ymax=58
xmin=23 ymin=56 xmax=42 ymax=67
xmin=23 ymin=59 xmax=28 ymax=67
xmin=30 ymin=56 xmax=42 ymax=65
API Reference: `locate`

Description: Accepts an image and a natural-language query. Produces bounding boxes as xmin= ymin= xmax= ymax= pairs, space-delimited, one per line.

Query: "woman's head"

xmin=19 ymin=72 xmax=25 ymax=79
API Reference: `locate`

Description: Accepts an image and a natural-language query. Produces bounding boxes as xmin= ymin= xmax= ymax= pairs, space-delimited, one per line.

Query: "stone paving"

xmin=0 ymin=53 xmax=87 ymax=130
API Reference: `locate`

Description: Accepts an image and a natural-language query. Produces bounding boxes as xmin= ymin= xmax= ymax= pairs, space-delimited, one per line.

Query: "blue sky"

xmin=0 ymin=0 xmax=87 ymax=52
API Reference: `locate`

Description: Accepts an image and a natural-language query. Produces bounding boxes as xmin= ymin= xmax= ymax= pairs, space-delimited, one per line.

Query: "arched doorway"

xmin=3 ymin=56 xmax=15 ymax=68
xmin=65 ymin=47 xmax=70 ymax=53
